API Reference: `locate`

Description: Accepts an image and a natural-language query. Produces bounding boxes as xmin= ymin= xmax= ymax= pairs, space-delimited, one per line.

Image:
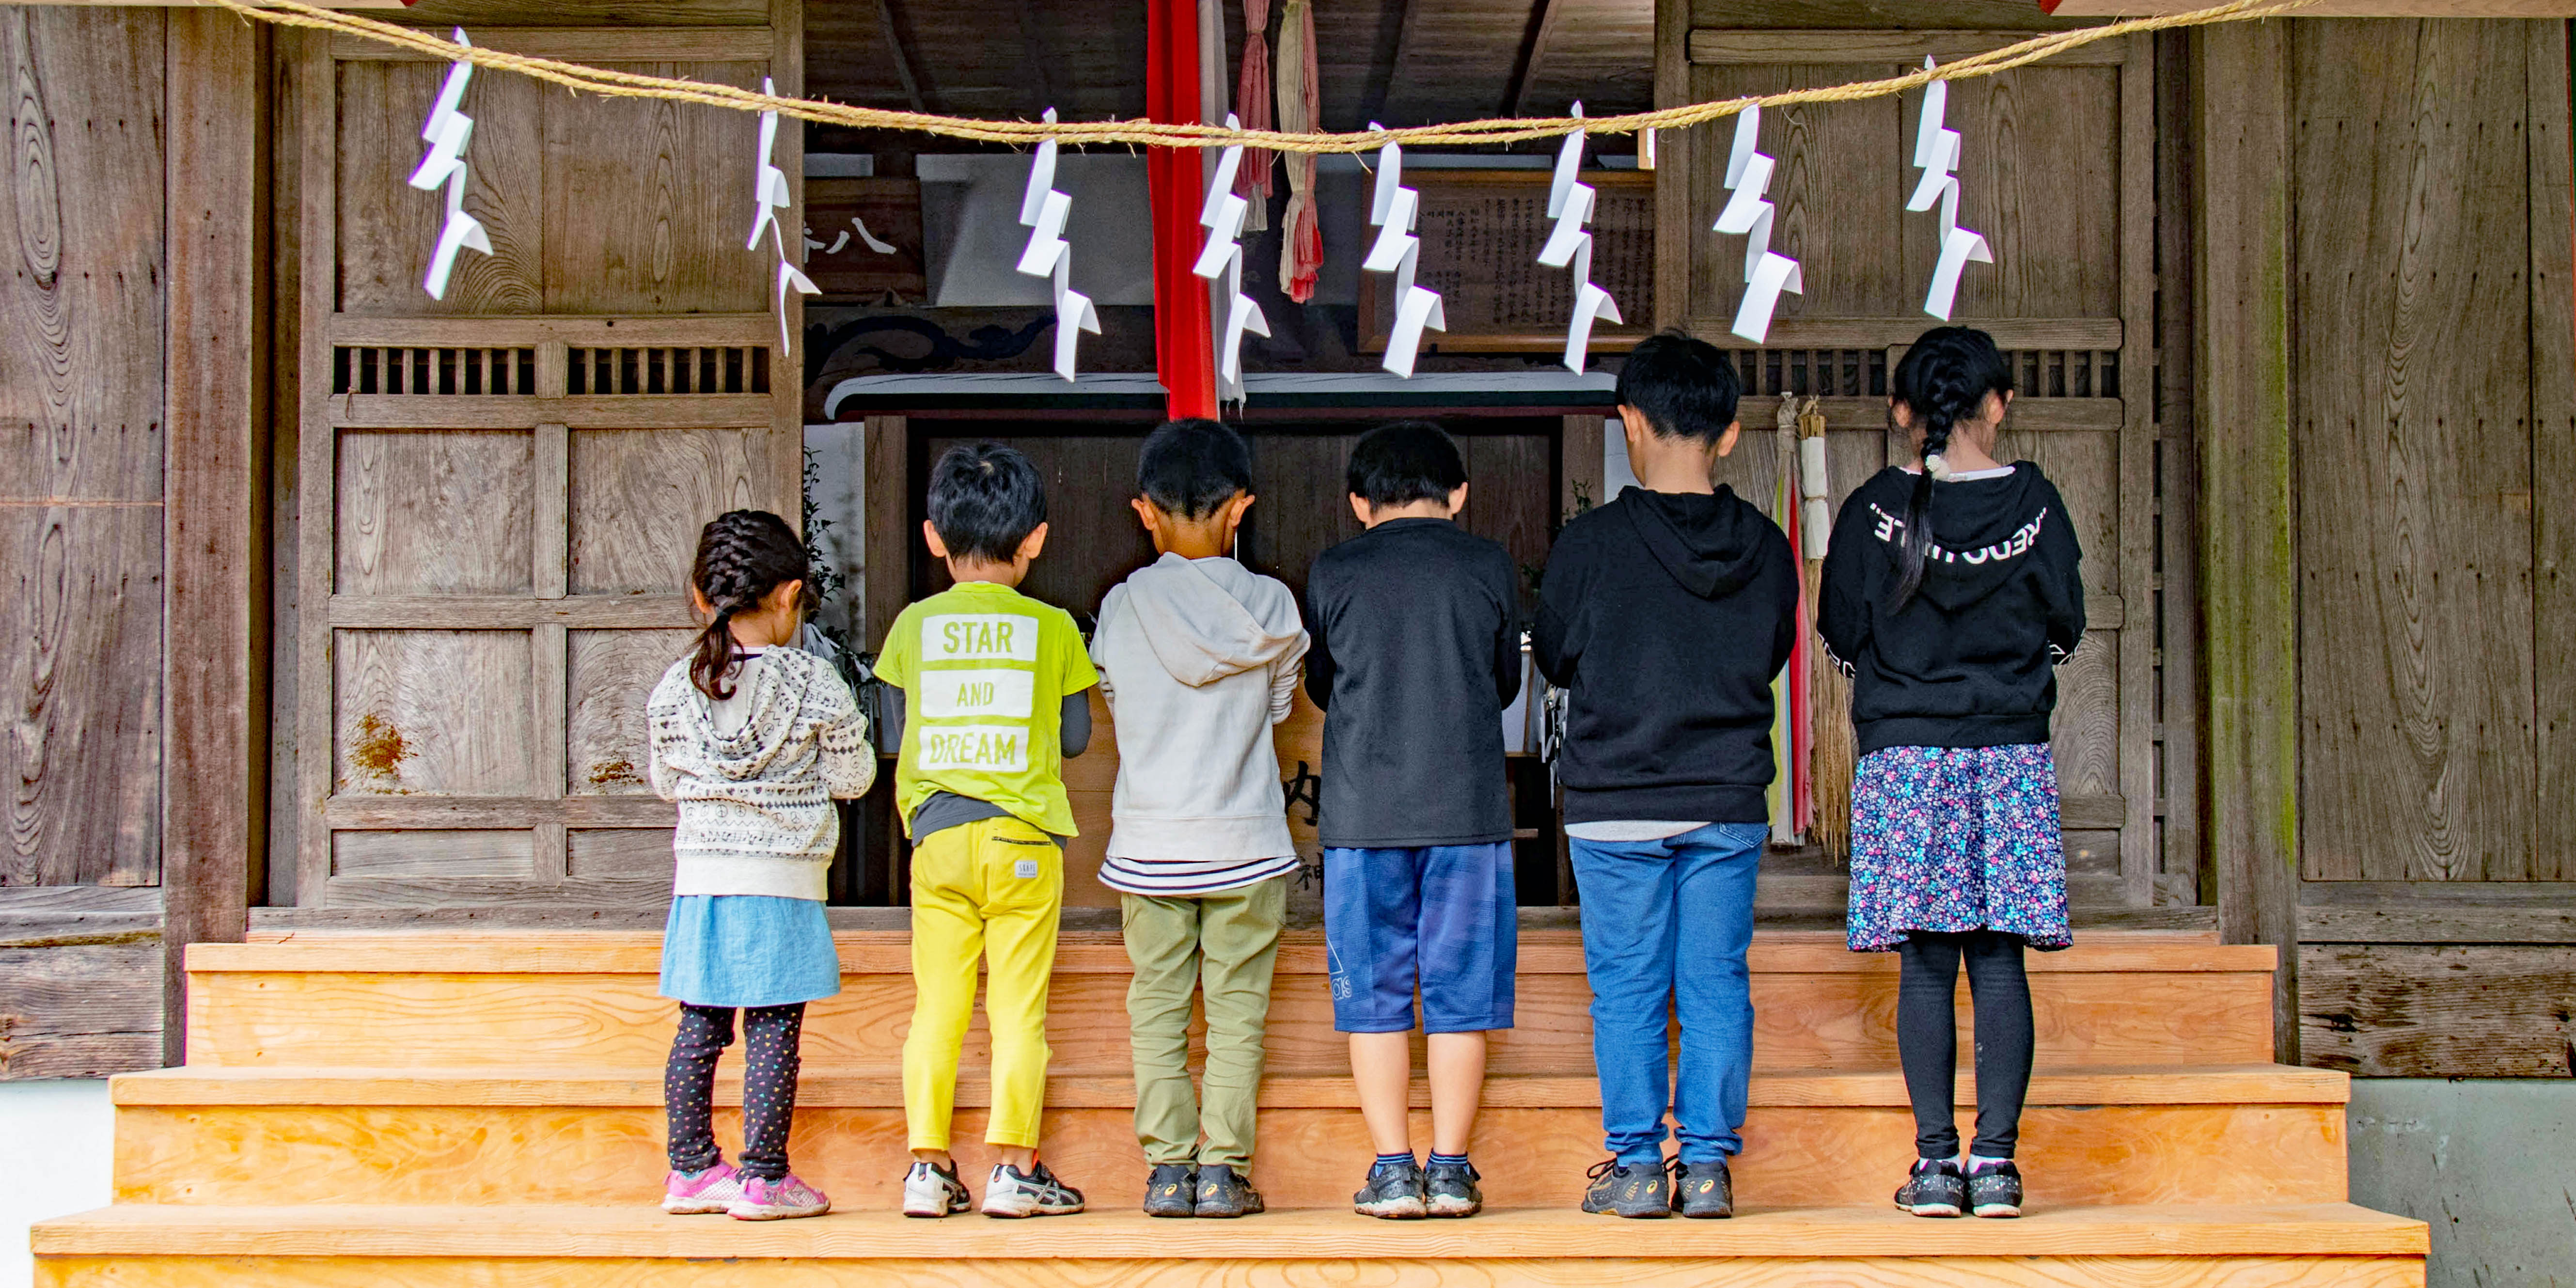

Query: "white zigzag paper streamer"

xmin=1712 ymin=105 xmax=1802 ymax=345
xmin=1536 ymin=103 xmax=1621 ymax=374
xmin=1192 ymin=113 xmax=1272 ymax=391
xmin=1907 ymin=59 xmax=1993 ymax=321
xmin=1360 ymin=126 xmax=1445 ymax=378
xmin=1015 ymin=109 xmax=1099 ymax=382
xmin=406 ymin=30 xmax=492 ymax=301
xmin=747 ymin=77 xmax=819 ymax=354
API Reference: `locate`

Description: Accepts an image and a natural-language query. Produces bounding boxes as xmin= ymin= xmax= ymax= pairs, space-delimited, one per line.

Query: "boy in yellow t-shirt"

xmin=874 ymin=442 xmax=1098 ymax=1220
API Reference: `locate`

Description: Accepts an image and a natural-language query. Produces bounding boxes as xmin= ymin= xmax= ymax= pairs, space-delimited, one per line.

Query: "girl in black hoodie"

xmin=1817 ymin=327 xmax=2085 ymax=1224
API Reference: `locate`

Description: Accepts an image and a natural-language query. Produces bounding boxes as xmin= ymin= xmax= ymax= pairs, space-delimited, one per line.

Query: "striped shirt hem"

xmin=1098 ymin=853 xmax=1301 ymax=896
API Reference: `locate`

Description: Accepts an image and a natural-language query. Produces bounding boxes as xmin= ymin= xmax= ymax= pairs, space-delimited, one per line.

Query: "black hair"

xmin=1887 ymin=325 xmax=2015 ymax=609
xmin=927 ymin=441 xmax=1049 ymax=565
xmin=687 ymin=509 xmax=817 ymax=701
xmin=1345 ymin=420 xmax=1467 ymax=509
xmin=1136 ymin=418 xmax=1255 ymax=519
xmin=1614 ymin=330 xmax=1743 ymax=445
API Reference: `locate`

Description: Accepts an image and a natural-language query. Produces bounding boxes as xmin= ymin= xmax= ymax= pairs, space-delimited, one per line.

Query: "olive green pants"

xmin=1120 ymin=877 xmax=1287 ymax=1171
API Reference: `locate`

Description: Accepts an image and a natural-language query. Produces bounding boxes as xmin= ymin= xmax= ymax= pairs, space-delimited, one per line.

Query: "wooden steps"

xmin=34 ymin=1204 xmax=2430 ymax=1287
xmin=34 ymin=929 xmax=2425 ymax=1287
xmin=107 ymin=1064 xmax=2353 ymax=1210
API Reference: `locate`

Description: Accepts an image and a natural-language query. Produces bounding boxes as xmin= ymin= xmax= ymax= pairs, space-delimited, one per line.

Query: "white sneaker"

xmin=903 ymin=1160 xmax=972 ymax=1218
xmin=981 ymin=1160 xmax=1085 ymax=1218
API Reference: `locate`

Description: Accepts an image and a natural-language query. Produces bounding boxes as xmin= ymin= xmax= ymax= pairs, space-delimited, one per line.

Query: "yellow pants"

xmin=902 ymin=815 xmax=1064 ymax=1151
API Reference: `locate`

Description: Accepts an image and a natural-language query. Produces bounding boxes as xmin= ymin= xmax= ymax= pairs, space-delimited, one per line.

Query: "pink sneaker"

xmin=730 ymin=1173 xmax=832 ymax=1220
xmin=662 ymin=1162 xmax=747 ymax=1214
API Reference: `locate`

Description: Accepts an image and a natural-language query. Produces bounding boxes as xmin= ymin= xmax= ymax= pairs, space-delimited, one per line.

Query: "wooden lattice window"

xmin=565 ymin=346 xmax=770 ymax=395
xmin=331 ymin=346 xmax=539 ymax=395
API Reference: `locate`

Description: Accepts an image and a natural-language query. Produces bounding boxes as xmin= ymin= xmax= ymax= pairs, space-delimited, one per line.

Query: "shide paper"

xmin=1713 ymin=106 xmax=1802 ymax=345
xmin=1360 ymin=127 xmax=1445 ymax=378
xmin=1015 ymin=109 xmax=1100 ymax=381
xmin=407 ymin=29 xmax=492 ymax=301
xmin=1536 ymin=103 xmax=1622 ymax=374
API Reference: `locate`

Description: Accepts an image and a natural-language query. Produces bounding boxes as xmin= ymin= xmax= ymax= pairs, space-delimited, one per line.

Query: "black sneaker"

xmin=1142 ymin=1163 xmax=1197 ymax=1217
xmin=1667 ymin=1157 xmax=1733 ymax=1219
xmin=1352 ymin=1157 xmax=1427 ymax=1219
xmin=1194 ymin=1164 xmax=1265 ymax=1218
xmin=1967 ymin=1161 xmax=2024 ymax=1218
xmin=1894 ymin=1160 xmax=1967 ymax=1217
xmin=1423 ymin=1160 xmax=1482 ymax=1218
xmin=1581 ymin=1158 xmax=1670 ymax=1218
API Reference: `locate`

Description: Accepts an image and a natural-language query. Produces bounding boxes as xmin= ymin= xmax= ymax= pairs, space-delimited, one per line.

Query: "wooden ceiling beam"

xmin=1504 ymin=0 xmax=1565 ymax=117
xmin=2042 ymin=0 xmax=2576 ymax=13
xmin=1360 ymin=0 xmax=1417 ymax=126
xmin=870 ymin=0 xmax=930 ymax=115
xmin=1011 ymin=0 xmax=1058 ymax=120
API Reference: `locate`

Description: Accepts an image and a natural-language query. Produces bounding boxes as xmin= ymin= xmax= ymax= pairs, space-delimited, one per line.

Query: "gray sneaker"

xmin=1667 ymin=1158 xmax=1733 ymax=1219
xmin=1194 ymin=1164 xmax=1265 ymax=1218
xmin=1423 ymin=1160 xmax=1482 ymax=1218
xmin=1581 ymin=1158 xmax=1670 ymax=1218
xmin=1895 ymin=1160 xmax=1967 ymax=1217
xmin=1967 ymin=1161 xmax=2024 ymax=1218
xmin=1352 ymin=1157 xmax=1428 ymax=1219
xmin=1142 ymin=1163 xmax=1196 ymax=1217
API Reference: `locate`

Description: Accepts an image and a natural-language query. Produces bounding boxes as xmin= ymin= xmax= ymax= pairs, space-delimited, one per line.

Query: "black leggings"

xmin=665 ymin=1003 xmax=806 ymax=1181
xmin=1896 ymin=931 xmax=2033 ymax=1161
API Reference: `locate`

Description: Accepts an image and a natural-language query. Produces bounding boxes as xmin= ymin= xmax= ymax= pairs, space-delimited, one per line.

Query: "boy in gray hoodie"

xmin=1091 ymin=419 xmax=1309 ymax=1220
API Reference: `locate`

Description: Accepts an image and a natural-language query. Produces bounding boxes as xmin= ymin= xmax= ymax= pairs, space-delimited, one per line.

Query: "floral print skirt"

xmin=1845 ymin=743 xmax=2072 ymax=953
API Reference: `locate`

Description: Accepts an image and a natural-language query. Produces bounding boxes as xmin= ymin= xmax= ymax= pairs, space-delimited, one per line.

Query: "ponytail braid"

xmin=686 ymin=510 xmax=813 ymax=700
xmin=1887 ymin=326 xmax=2013 ymax=609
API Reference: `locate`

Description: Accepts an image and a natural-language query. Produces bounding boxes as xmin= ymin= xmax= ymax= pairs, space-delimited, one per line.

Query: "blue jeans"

xmin=1323 ymin=843 xmax=1517 ymax=1034
xmin=1571 ymin=822 xmax=1766 ymax=1165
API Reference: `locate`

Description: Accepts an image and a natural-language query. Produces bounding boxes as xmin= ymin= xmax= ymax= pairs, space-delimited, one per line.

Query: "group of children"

xmin=643 ymin=325 xmax=2085 ymax=1224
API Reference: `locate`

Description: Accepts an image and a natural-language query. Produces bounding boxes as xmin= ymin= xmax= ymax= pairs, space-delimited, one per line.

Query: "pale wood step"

xmin=109 ymin=1065 xmax=2350 ymax=1210
xmin=29 ymin=1203 xmax=2431 ymax=1288
xmin=182 ymin=931 xmax=2279 ymax=1071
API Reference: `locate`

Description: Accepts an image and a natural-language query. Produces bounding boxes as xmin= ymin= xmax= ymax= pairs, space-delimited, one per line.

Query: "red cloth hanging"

xmin=1147 ymin=0 xmax=1217 ymax=418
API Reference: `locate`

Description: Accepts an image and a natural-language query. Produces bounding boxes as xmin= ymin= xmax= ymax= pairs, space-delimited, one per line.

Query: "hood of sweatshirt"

xmin=1117 ymin=552 xmax=1306 ymax=688
xmin=1618 ymin=485 xmax=1777 ymax=600
xmin=1863 ymin=463 xmax=2058 ymax=614
xmin=675 ymin=647 xmax=830 ymax=782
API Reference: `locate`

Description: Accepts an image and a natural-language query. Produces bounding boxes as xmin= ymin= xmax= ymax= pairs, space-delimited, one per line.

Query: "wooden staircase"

xmin=34 ymin=929 xmax=2427 ymax=1286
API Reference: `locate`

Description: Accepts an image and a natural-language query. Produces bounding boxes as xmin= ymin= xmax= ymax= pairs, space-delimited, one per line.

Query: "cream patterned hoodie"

xmin=647 ymin=646 xmax=875 ymax=901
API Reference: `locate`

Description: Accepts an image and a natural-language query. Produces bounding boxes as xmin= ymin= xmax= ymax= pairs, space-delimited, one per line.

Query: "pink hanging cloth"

xmin=1273 ymin=0 xmax=1321 ymax=302
xmin=1235 ymin=0 xmax=1274 ymax=231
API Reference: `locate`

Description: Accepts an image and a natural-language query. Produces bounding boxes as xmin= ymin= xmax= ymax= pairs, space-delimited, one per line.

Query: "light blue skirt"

xmin=660 ymin=895 xmax=843 ymax=1009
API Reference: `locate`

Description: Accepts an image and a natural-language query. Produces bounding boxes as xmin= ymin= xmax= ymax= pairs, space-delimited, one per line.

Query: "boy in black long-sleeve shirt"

xmin=1305 ymin=421 xmax=1521 ymax=1220
xmin=1533 ymin=333 xmax=1797 ymax=1220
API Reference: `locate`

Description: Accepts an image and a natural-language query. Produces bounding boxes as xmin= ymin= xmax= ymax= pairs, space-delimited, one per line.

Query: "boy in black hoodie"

xmin=1534 ymin=332 xmax=1798 ymax=1219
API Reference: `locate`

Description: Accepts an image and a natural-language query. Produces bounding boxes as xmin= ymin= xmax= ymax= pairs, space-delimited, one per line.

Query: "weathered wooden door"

xmin=282 ymin=7 xmax=805 ymax=909
xmin=1657 ymin=9 xmax=2174 ymax=911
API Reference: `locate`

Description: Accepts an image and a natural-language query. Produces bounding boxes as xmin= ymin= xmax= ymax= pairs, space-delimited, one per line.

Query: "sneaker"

xmin=728 ymin=1173 xmax=830 ymax=1220
xmin=1194 ymin=1163 xmax=1266 ymax=1218
xmin=1967 ymin=1160 xmax=2024 ymax=1218
xmin=1143 ymin=1162 xmax=1198 ymax=1218
xmin=1423 ymin=1160 xmax=1482 ymax=1218
xmin=660 ymin=1162 xmax=746 ymax=1215
xmin=1581 ymin=1158 xmax=1670 ymax=1218
xmin=902 ymin=1159 xmax=971 ymax=1218
xmin=982 ymin=1161 xmax=1085 ymax=1218
xmin=1667 ymin=1158 xmax=1733 ymax=1219
xmin=1895 ymin=1160 xmax=1967 ymax=1217
xmin=1351 ymin=1157 xmax=1427 ymax=1219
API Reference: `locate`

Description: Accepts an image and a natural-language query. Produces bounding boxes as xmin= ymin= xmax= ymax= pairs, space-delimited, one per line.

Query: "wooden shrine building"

xmin=3 ymin=0 xmax=2570 ymax=1281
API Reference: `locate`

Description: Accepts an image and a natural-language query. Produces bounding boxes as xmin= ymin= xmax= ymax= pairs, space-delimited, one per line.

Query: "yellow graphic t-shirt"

xmin=877 ymin=580 xmax=1098 ymax=838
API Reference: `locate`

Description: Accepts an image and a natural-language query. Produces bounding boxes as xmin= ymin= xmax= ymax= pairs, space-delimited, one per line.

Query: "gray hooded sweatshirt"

xmin=1090 ymin=553 xmax=1310 ymax=893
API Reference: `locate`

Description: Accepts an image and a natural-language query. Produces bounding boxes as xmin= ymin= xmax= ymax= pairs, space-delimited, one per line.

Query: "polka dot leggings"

xmin=665 ymin=1003 xmax=805 ymax=1181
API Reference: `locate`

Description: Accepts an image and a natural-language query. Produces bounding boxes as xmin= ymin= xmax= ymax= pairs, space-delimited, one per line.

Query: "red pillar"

xmin=1147 ymin=0 xmax=1218 ymax=420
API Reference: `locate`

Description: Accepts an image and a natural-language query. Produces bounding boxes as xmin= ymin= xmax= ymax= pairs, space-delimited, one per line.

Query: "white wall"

xmin=0 ymin=1081 xmax=113 ymax=1287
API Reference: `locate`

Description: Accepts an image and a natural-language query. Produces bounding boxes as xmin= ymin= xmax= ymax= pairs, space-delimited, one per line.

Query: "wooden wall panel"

xmin=2302 ymin=942 xmax=2576 ymax=1077
xmin=566 ymin=427 xmax=761 ymax=595
xmin=539 ymin=61 xmax=770 ymax=314
xmin=332 ymin=830 xmax=535 ymax=880
xmin=335 ymin=430 xmax=536 ymax=595
xmin=333 ymin=60 xmax=544 ymax=315
xmin=1913 ymin=67 xmax=2122 ymax=321
xmin=2533 ymin=26 xmax=2576 ymax=881
xmin=0 ymin=8 xmax=167 ymax=892
xmin=1684 ymin=63 xmax=1910 ymax=322
xmin=333 ymin=631 xmax=535 ymax=796
xmin=565 ymin=628 xmax=693 ymax=795
xmin=0 ymin=941 xmax=163 ymax=1079
xmin=2292 ymin=20 xmax=2543 ymax=883
xmin=565 ymin=828 xmax=675 ymax=877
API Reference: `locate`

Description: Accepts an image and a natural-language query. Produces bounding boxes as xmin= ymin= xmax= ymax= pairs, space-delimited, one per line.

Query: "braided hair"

xmin=686 ymin=509 xmax=818 ymax=700
xmin=1887 ymin=326 xmax=2014 ymax=610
